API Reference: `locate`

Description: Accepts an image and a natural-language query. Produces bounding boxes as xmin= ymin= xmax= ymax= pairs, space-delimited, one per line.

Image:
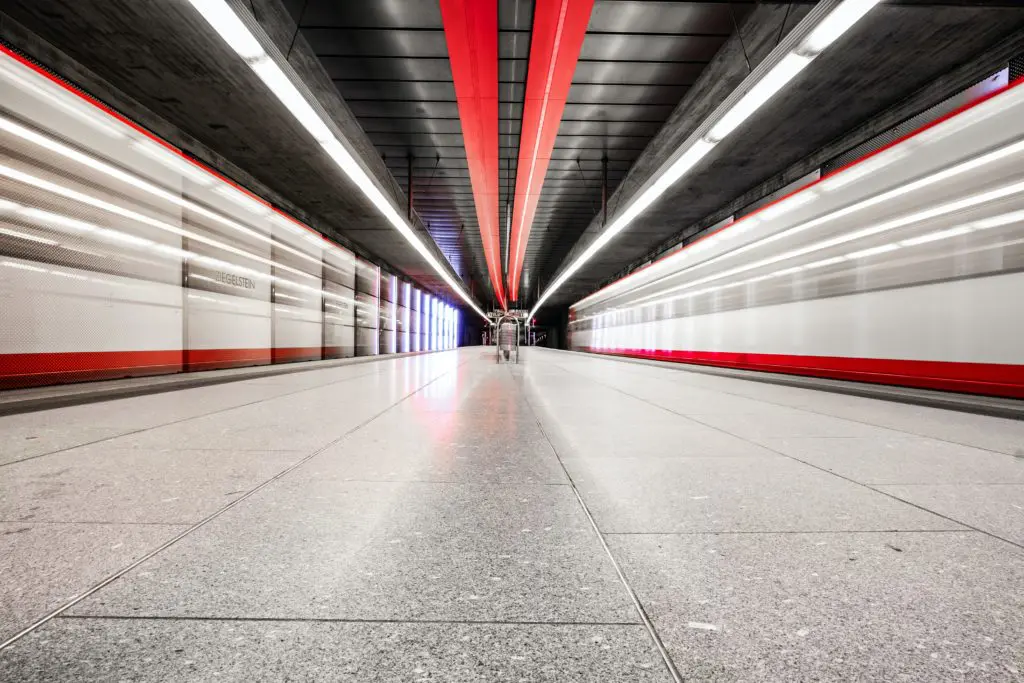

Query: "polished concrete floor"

xmin=1 ymin=347 xmax=1022 ymax=681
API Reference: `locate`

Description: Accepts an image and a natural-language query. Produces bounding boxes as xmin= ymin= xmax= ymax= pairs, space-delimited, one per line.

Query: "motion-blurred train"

xmin=569 ymin=76 xmax=1024 ymax=398
xmin=0 ymin=46 xmax=459 ymax=389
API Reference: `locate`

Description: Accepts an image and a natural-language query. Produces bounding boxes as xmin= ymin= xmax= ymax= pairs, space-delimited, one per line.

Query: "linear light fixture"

xmin=706 ymin=54 xmax=812 ymax=143
xmin=185 ymin=0 xmax=486 ymax=320
xmin=801 ymin=0 xmax=883 ymax=55
xmin=529 ymin=0 xmax=884 ymax=319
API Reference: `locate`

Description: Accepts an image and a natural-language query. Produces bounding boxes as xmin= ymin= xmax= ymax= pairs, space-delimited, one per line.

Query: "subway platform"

xmin=1 ymin=348 xmax=1023 ymax=681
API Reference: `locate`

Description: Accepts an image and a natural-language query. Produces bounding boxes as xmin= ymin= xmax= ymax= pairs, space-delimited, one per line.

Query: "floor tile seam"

xmin=547 ymin=366 xmax=1024 ymax=553
xmin=514 ymin=367 xmax=684 ymax=683
xmin=53 ymin=614 xmax=644 ymax=627
xmin=0 ymin=366 xmax=394 ymax=471
xmin=560 ymin=355 xmax=1022 ymax=457
xmin=0 ymin=356 xmax=474 ymax=653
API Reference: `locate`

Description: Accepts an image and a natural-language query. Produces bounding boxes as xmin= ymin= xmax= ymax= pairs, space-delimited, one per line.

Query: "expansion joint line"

xmin=512 ymin=364 xmax=684 ymax=683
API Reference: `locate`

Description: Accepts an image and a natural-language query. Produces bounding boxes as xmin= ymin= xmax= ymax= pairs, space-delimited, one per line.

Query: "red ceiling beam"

xmin=440 ymin=0 xmax=506 ymax=309
xmin=507 ymin=0 xmax=594 ymax=302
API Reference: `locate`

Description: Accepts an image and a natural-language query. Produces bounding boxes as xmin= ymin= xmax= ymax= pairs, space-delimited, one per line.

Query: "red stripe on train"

xmin=578 ymin=347 xmax=1024 ymax=399
xmin=0 ymin=348 xmax=329 ymax=389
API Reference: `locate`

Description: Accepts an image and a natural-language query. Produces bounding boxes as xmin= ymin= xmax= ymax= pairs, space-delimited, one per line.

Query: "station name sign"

xmin=213 ymin=271 xmax=256 ymax=290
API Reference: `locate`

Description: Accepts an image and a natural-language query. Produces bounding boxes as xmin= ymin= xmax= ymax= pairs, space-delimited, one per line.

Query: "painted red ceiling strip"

xmin=507 ymin=0 xmax=594 ymax=302
xmin=440 ymin=0 xmax=506 ymax=309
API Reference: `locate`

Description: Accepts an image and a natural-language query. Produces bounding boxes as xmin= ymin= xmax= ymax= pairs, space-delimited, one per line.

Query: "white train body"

xmin=0 ymin=46 xmax=457 ymax=388
xmin=569 ymin=78 xmax=1024 ymax=398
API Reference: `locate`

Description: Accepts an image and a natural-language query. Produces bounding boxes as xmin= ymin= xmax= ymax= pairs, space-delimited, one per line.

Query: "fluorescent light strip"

xmin=800 ymin=0 xmax=882 ymax=55
xmin=707 ymin=54 xmax=812 ymax=142
xmin=577 ymin=137 xmax=1024 ymax=311
xmin=186 ymin=0 xmax=264 ymax=60
xmin=185 ymin=0 xmax=486 ymax=321
xmin=530 ymin=0 xmax=885 ymax=318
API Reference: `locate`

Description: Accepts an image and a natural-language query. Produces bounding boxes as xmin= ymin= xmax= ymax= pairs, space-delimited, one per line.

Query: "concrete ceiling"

xmin=3 ymin=0 xmax=1023 ymax=317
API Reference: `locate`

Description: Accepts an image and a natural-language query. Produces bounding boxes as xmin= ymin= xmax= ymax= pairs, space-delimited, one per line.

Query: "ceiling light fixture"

xmin=800 ymin=0 xmax=882 ymax=56
xmin=185 ymin=0 xmax=486 ymax=320
xmin=705 ymin=54 xmax=812 ymax=143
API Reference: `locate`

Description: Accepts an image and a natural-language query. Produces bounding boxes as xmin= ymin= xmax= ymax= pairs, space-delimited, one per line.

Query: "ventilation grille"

xmin=1011 ymin=55 xmax=1024 ymax=83
xmin=823 ymin=67 xmax=1010 ymax=174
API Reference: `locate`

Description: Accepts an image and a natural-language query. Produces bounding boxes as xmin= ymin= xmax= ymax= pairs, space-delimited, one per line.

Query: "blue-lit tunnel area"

xmin=2 ymin=1 xmax=1024 ymax=681
xmin=0 ymin=47 xmax=461 ymax=389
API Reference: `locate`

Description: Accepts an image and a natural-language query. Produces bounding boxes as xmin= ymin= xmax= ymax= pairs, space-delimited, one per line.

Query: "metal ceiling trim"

xmin=507 ymin=0 xmax=595 ymax=302
xmin=439 ymin=0 xmax=507 ymax=309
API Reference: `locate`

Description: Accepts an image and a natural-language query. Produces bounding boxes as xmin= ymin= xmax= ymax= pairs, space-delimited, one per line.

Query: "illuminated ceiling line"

xmin=439 ymin=0 xmax=507 ymax=310
xmin=182 ymin=0 xmax=488 ymax=320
